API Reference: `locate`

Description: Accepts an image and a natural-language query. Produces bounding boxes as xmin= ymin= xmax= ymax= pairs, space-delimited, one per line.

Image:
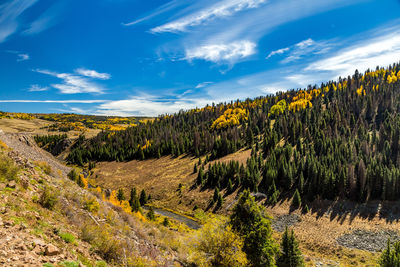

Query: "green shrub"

xmin=0 ymin=153 xmax=19 ymax=182
xmin=380 ymin=240 xmax=400 ymax=266
xmin=147 ymin=207 xmax=155 ymax=221
xmin=34 ymin=161 xmax=52 ymax=175
xmin=43 ymin=263 xmax=55 ymax=267
xmin=67 ymin=169 xmax=79 ymax=182
xmin=59 ymin=261 xmax=79 ymax=267
xmin=59 ymin=232 xmax=75 ymax=244
xmin=39 ymin=187 xmax=58 ymax=210
xmin=80 ymin=224 xmax=123 ymax=261
xmin=96 ymin=261 xmax=107 ymax=267
xmin=83 ymin=197 xmax=100 ymax=213
xmin=162 ymin=217 xmax=170 ymax=227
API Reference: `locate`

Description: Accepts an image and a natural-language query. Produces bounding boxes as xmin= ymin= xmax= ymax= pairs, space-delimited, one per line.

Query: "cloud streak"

xmin=0 ymin=0 xmax=37 ymax=43
xmin=28 ymin=84 xmax=48 ymax=92
xmin=34 ymin=68 xmax=111 ymax=94
xmin=151 ymin=0 xmax=267 ymax=33
xmin=75 ymin=68 xmax=111 ymax=80
xmin=266 ymin=38 xmax=333 ymax=63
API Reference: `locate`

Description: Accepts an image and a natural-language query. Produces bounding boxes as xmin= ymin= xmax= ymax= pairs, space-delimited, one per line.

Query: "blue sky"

xmin=0 ymin=0 xmax=400 ymax=116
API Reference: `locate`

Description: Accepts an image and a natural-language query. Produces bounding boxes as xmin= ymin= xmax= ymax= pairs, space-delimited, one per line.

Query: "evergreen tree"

xmin=117 ymin=188 xmax=125 ymax=203
xmin=379 ymin=239 xmax=400 ymax=267
xmin=139 ymin=189 xmax=147 ymax=206
xmin=291 ymin=189 xmax=302 ymax=209
xmin=277 ymin=227 xmax=305 ymax=267
xmin=129 ymin=188 xmax=140 ymax=212
xmin=230 ymin=190 xmax=278 ymax=266
xmin=147 ymin=207 xmax=155 ymax=221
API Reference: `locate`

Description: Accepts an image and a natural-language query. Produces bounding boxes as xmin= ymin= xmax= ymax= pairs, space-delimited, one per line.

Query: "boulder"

xmin=6 ymin=180 xmax=16 ymax=189
xmin=45 ymin=244 xmax=60 ymax=256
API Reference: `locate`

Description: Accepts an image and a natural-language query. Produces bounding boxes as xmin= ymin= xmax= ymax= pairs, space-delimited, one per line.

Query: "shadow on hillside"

xmin=270 ymin=197 xmax=400 ymax=224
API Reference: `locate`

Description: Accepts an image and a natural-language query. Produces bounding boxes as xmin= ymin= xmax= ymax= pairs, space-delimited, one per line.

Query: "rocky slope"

xmin=0 ymin=132 xmax=182 ymax=266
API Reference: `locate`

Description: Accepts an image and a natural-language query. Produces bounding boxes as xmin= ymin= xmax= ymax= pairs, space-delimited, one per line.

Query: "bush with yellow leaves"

xmin=188 ymin=217 xmax=248 ymax=267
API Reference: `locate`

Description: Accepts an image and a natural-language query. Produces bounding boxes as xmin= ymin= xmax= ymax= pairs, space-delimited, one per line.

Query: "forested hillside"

xmin=67 ymin=63 xmax=400 ymax=203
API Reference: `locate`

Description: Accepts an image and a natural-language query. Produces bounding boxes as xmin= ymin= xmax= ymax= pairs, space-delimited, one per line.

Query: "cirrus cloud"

xmin=34 ymin=68 xmax=111 ymax=94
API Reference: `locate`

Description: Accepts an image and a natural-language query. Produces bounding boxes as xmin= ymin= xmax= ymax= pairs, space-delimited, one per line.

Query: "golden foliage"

xmin=211 ymin=108 xmax=248 ymax=129
xmin=188 ymin=217 xmax=248 ymax=267
xmin=269 ymin=99 xmax=287 ymax=117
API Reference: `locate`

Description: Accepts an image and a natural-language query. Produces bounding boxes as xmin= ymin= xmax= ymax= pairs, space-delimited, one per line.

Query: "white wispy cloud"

xmin=305 ymin=27 xmax=400 ymax=79
xmin=75 ymin=68 xmax=111 ymax=80
xmin=266 ymin=47 xmax=289 ymax=59
xmin=195 ymin=81 xmax=213 ymax=88
xmin=185 ymin=40 xmax=256 ymax=64
xmin=154 ymin=0 xmax=364 ymax=69
xmin=28 ymin=84 xmax=48 ymax=92
xmin=197 ymin=21 xmax=400 ymax=103
xmin=151 ymin=0 xmax=267 ymax=33
xmin=17 ymin=53 xmax=29 ymax=61
xmin=5 ymin=50 xmax=30 ymax=61
xmin=281 ymin=39 xmax=333 ymax=63
xmin=22 ymin=2 xmax=59 ymax=35
xmin=0 ymin=0 xmax=37 ymax=43
xmin=122 ymin=0 xmax=187 ymax=26
xmin=266 ymin=38 xmax=332 ymax=63
xmin=0 ymin=100 xmax=107 ymax=103
xmin=34 ymin=68 xmax=111 ymax=94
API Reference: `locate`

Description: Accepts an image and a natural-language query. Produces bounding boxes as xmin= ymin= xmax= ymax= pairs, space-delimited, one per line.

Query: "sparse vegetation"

xmin=34 ymin=161 xmax=52 ymax=175
xmin=39 ymin=186 xmax=58 ymax=210
xmin=83 ymin=196 xmax=100 ymax=213
xmin=59 ymin=232 xmax=76 ymax=244
xmin=0 ymin=153 xmax=19 ymax=182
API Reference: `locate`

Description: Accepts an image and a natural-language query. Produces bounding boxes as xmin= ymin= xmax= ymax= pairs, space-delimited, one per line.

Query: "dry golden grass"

xmin=0 ymin=118 xmax=101 ymax=138
xmin=93 ymin=149 xmax=252 ymax=215
xmin=264 ymin=199 xmax=393 ymax=266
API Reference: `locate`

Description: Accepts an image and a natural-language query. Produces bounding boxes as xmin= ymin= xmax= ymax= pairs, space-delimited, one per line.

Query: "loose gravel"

xmin=336 ymin=229 xmax=400 ymax=252
xmin=272 ymin=214 xmax=301 ymax=232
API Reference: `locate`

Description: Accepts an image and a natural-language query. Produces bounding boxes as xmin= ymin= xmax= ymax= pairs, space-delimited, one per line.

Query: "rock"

xmin=0 ymin=207 xmax=7 ymax=214
xmin=6 ymin=180 xmax=16 ymax=189
xmin=32 ymin=239 xmax=46 ymax=247
xmin=3 ymin=220 xmax=14 ymax=228
xmin=32 ymin=245 xmax=43 ymax=255
xmin=16 ymin=243 xmax=27 ymax=251
xmin=45 ymin=244 xmax=60 ymax=256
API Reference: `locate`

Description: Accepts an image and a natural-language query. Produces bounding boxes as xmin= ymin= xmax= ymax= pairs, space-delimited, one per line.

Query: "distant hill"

xmin=66 ymin=62 xmax=400 ymax=204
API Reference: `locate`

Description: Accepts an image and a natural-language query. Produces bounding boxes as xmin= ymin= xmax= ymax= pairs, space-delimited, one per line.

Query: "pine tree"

xmin=129 ymin=188 xmax=140 ymax=212
xmin=379 ymin=239 xmax=400 ymax=266
xmin=291 ymin=189 xmax=301 ymax=209
xmin=213 ymin=187 xmax=220 ymax=203
xmin=230 ymin=190 xmax=278 ymax=266
xmin=139 ymin=189 xmax=147 ymax=206
xmin=227 ymin=178 xmax=233 ymax=193
xmin=277 ymin=227 xmax=305 ymax=267
xmin=216 ymin=193 xmax=223 ymax=209
xmin=117 ymin=188 xmax=125 ymax=203
xmin=147 ymin=207 xmax=155 ymax=221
